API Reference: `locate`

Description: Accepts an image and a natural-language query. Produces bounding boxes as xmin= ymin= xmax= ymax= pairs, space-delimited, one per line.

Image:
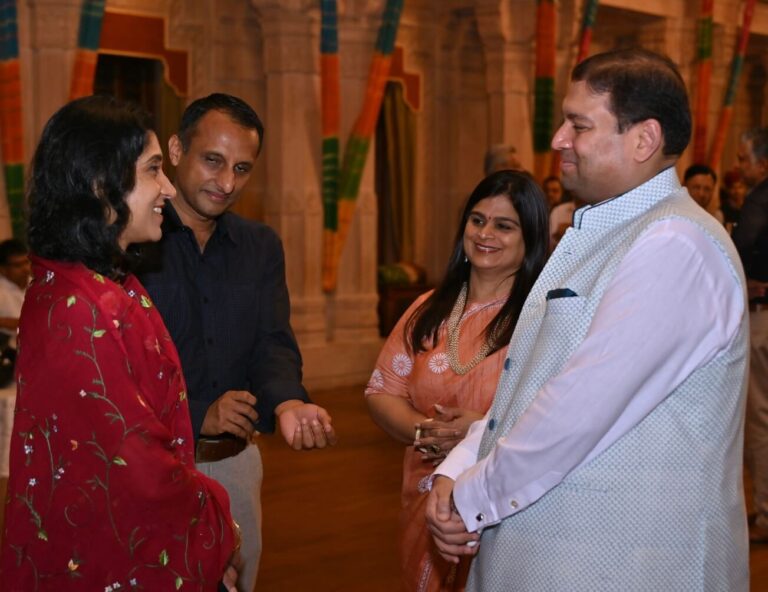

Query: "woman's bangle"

xmin=232 ymin=519 xmax=242 ymax=554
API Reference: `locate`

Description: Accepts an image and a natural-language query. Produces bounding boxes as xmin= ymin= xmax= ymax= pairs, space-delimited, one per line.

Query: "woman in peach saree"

xmin=366 ymin=171 xmax=549 ymax=591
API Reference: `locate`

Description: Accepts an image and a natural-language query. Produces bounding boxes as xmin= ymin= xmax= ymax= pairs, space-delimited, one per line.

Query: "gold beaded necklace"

xmin=446 ymin=283 xmax=495 ymax=375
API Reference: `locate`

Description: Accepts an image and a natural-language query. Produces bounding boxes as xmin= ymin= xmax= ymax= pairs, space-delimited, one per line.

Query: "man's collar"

xmin=573 ymin=166 xmax=681 ymax=231
xmin=161 ymin=201 xmax=238 ymax=246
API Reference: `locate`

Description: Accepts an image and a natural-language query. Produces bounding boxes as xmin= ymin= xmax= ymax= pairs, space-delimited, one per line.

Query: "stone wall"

xmin=9 ymin=0 xmax=768 ymax=388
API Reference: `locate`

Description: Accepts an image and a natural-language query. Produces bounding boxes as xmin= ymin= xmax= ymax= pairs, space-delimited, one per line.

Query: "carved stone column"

xmin=430 ymin=11 xmax=488 ymax=271
xmin=251 ymin=0 xmax=327 ymax=348
xmin=475 ymin=0 xmax=536 ymax=171
xmin=252 ymin=0 xmax=382 ymax=388
xmin=319 ymin=1 xmax=385 ymax=386
xmin=24 ymin=0 xmax=81 ymax=142
xmin=397 ymin=0 xmax=441 ymax=279
xmin=322 ymin=1 xmax=382 ymax=344
xmin=555 ymin=0 xmax=582 ymax=113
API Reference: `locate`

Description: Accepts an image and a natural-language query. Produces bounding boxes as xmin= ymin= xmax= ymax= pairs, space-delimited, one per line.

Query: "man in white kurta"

xmin=426 ymin=49 xmax=750 ymax=591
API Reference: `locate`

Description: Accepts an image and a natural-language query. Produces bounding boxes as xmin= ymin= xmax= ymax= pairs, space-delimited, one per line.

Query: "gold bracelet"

xmin=232 ymin=519 xmax=242 ymax=554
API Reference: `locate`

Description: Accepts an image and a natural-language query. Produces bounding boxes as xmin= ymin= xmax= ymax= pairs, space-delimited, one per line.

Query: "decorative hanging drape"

xmin=376 ymin=82 xmax=416 ymax=265
xmin=69 ymin=0 xmax=106 ymax=100
xmin=708 ymin=0 xmax=756 ymax=168
xmin=321 ymin=0 xmax=404 ymax=293
xmin=320 ymin=0 xmax=340 ymax=293
xmin=533 ymin=0 xmax=556 ymax=181
xmin=0 ymin=0 xmax=24 ymax=238
xmin=692 ymin=0 xmax=714 ymax=163
xmin=576 ymin=0 xmax=599 ymax=64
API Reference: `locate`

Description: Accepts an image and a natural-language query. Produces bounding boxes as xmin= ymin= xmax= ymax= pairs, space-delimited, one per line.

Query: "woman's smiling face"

xmin=463 ymin=194 xmax=525 ymax=279
xmin=118 ymin=132 xmax=175 ymax=250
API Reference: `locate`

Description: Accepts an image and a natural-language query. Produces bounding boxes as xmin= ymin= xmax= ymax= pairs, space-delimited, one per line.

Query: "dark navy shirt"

xmin=733 ymin=177 xmax=768 ymax=300
xmin=137 ymin=203 xmax=308 ymax=439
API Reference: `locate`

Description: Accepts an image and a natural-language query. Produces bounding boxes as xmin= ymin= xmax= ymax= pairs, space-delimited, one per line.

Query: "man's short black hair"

xmin=572 ymin=48 xmax=691 ymax=157
xmin=177 ymin=93 xmax=264 ymax=153
xmin=684 ymin=164 xmax=717 ymax=184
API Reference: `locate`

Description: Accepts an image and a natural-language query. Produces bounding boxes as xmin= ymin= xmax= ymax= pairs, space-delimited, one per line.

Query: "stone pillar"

xmin=427 ymin=11 xmax=488 ymax=281
xmin=397 ymin=1 xmax=441 ymax=279
xmin=329 ymin=3 xmax=383 ymax=345
xmin=252 ymin=0 xmax=381 ymax=389
xmin=165 ymin=0 xmax=211 ymax=101
xmin=24 ymin=0 xmax=81 ymax=141
xmin=555 ymin=0 xmax=583 ymax=111
xmin=251 ymin=0 xmax=328 ymax=348
xmin=475 ymin=0 xmax=536 ymax=172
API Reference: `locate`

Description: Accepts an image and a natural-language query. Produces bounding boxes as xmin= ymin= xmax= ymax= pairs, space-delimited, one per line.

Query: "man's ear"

xmin=634 ymin=119 xmax=663 ymax=163
xmin=168 ymin=134 xmax=183 ymax=167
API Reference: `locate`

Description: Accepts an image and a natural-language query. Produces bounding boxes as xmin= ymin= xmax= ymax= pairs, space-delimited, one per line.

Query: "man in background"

xmin=0 ymin=239 xmax=30 ymax=349
xmin=541 ymin=175 xmax=565 ymax=209
xmin=483 ymin=143 xmax=523 ymax=175
xmin=683 ymin=163 xmax=723 ymax=222
xmin=732 ymin=126 xmax=768 ymax=545
xmin=139 ymin=93 xmax=337 ymax=591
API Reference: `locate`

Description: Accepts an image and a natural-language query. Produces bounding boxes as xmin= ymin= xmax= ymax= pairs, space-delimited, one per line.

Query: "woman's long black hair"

xmin=405 ymin=170 xmax=549 ymax=355
xmin=27 ymin=95 xmax=152 ymax=279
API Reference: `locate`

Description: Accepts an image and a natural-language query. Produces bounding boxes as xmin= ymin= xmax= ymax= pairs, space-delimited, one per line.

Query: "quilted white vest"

xmin=469 ymin=171 xmax=750 ymax=591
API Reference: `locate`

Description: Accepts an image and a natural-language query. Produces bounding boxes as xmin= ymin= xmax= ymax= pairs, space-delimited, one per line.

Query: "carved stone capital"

xmin=26 ymin=0 xmax=80 ymax=48
xmin=473 ymin=0 xmax=510 ymax=45
xmin=106 ymin=0 xmax=171 ymax=15
xmin=249 ymin=0 xmax=316 ymax=16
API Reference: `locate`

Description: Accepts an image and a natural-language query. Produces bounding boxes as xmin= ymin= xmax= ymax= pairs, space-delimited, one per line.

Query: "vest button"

xmin=488 ymin=418 xmax=496 ymax=431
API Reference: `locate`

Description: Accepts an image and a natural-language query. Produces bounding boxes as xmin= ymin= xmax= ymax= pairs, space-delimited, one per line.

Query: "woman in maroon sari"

xmin=0 ymin=96 xmax=237 ymax=591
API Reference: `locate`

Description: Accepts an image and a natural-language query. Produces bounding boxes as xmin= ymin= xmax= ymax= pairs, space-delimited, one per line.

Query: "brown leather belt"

xmin=195 ymin=437 xmax=247 ymax=463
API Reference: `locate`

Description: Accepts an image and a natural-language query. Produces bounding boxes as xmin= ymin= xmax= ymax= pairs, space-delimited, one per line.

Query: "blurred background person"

xmin=732 ymin=126 xmax=768 ymax=545
xmin=0 ymin=96 xmax=238 ymax=590
xmin=0 ymin=239 xmax=30 ymax=350
xmin=722 ymin=168 xmax=748 ymax=234
xmin=541 ymin=175 xmax=564 ymax=210
xmin=683 ymin=163 xmax=722 ymax=223
xmin=365 ymin=170 xmax=549 ymax=591
xmin=483 ymin=143 xmax=524 ymax=175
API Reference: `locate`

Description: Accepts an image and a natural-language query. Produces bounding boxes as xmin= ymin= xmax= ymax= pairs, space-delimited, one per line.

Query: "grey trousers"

xmin=746 ymin=308 xmax=768 ymax=529
xmin=197 ymin=443 xmax=263 ymax=592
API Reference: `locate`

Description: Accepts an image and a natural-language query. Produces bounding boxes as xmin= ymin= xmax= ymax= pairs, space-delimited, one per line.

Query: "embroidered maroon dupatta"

xmin=0 ymin=256 xmax=234 ymax=591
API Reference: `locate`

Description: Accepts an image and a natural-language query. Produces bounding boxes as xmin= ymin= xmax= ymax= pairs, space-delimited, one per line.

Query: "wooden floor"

xmin=1 ymin=384 xmax=767 ymax=591
xmin=259 ymin=385 xmax=768 ymax=592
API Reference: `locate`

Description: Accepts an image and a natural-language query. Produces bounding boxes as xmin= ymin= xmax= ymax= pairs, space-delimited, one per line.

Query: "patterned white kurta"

xmin=467 ymin=171 xmax=749 ymax=591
